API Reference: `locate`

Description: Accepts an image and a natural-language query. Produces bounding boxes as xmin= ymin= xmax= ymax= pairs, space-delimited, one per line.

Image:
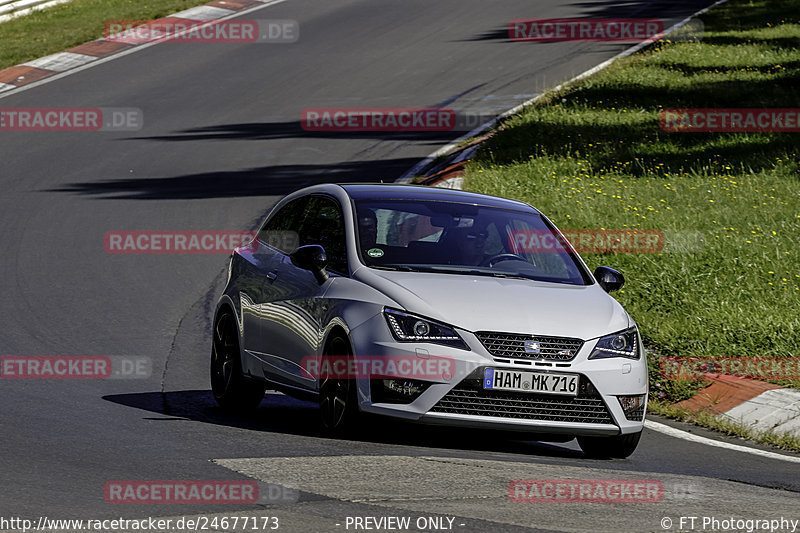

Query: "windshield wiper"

xmin=371 ymin=264 xmax=417 ymax=272
xmin=483 ymin=272 xmax=537 ymax=281
xmin=454 ymin=269 xmax=539 ymax=281
xmin=372 ymin=264 xmax=581 ymax=284
xmin=384 ymin=264 xmax=538 ymax=280
xmin=375 ymin=263 xmax=549 ymax=281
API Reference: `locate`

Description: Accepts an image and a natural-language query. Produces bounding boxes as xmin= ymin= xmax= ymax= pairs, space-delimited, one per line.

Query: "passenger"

xmin=358 ymin=209 xmax=378 ymax=250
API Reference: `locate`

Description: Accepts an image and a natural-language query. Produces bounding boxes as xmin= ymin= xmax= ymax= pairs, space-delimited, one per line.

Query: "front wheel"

xmin=210 ymin=310 xmax=265 ymax=411
xmin=319 ymin=335 xmax=358 ymax=435
xmin=577 ymin=431 xmax=642 ymax=458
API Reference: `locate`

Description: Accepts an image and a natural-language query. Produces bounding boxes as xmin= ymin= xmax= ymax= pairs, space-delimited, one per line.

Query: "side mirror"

xmin=290 ymin=245 xmax=329 ymax=284
xmin=594 ymin=266 xmax=625 ymax=293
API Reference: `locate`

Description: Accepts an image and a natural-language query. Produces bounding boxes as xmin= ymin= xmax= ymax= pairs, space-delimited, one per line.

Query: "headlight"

xmin=589 ymin=327 xmax=639 ymax=360
xmin=384 ymin=308 xmax=468 ymax=350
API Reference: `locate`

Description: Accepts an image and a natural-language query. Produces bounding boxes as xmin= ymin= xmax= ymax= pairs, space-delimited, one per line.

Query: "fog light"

xmin=617 ymin=394 xmax=646 ymax=421
xmin=371 ymin=378 xmax=430 ymax=404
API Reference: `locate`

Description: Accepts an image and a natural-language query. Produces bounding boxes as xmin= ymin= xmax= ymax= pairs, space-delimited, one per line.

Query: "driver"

xmin=452 ymin=225 xmax=490 ymax=266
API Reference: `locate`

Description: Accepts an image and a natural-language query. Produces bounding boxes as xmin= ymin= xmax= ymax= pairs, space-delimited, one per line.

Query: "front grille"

xmin=476 ymin=332 xmax=583 ymax=361
xmin=430 ymin=369 xmax=614 ymax=425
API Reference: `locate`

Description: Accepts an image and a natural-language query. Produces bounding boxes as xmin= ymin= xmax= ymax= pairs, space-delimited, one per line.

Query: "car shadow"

xmin=103 ymin=389 xmax=585 ymax=459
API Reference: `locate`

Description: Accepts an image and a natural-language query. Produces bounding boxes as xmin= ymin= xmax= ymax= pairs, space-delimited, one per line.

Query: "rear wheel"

xmin=319 ymin=335 xmax=358 ymax=435
xmin=577 ymin=431 xmax=642 ymax=458
xmin=210 ymin=310 xmax=265 ymax=411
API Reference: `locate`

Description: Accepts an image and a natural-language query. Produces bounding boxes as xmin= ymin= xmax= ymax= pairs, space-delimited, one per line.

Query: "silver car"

xmin=210 ymin=183 xmax=647 ymax=458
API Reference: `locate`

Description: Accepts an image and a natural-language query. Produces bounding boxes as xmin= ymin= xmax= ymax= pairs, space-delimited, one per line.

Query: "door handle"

xmin=266 ymin=271 xmax=278 ymax=281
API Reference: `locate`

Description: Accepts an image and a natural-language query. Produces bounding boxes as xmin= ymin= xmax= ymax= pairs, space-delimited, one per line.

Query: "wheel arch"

xmin=214 ymin=295 xmax=241 ymax=335
xmin=213 ymin=297 xmax=250 ymax=374
xmin=321 ymin=320 xmax=353 ymax=355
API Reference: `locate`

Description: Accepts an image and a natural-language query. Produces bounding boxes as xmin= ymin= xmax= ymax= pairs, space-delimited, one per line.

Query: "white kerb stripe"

xmin=0 ymin=0 xmax=291 ymax=101
xmin=722 ymin=388 xmax=800 ymax=436
xmin=646 ymin=420 xmax=800 ymax=464
xmin=171 ymin=5 xmax=235 ymax=20
xmin=22 ymin=52 xmax=97 ymax=72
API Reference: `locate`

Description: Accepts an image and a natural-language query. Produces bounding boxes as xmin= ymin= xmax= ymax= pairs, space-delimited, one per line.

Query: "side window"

xmin=298 ymin=196 xmax=348 ymax=275
xmin=258 ymin=197 xmax=307 ymax=252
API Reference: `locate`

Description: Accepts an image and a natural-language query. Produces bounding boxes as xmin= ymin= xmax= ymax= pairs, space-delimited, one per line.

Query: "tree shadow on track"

xmin=463 ymin=0 xmax=719 ymax=43
xmin=47 ymin=158 xmax=423 ymax=200
xmin=566 ymin=0 xmax=715 ymax=20
xmin=128 ymin=120 xmax=477 ymax=143
xmin=103 ymin=390 xmax=585 ymax=459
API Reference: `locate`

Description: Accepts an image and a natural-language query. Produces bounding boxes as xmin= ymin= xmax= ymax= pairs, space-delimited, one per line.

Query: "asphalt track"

xmin=1 ymin=1 xmax=798 ymax=531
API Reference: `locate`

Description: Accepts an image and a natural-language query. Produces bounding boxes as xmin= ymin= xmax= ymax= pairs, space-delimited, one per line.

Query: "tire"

xmin=210 ymin=309 xmax=265 ymax=411
xmin=319 ymin=335 xmax=358 ymax=435
xmin=577 ymin=431 xmax=642 ymax=459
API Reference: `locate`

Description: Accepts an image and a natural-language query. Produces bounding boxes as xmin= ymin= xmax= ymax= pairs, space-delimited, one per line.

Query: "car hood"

xmin=352 ymin=268 xmax=631 ymax=340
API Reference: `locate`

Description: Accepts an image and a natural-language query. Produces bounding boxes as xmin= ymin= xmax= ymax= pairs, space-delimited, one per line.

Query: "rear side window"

xmin=297 ymin=196 xmax=348 ymax=275
xmin=258 ymin=197 xmax=307 ymax=252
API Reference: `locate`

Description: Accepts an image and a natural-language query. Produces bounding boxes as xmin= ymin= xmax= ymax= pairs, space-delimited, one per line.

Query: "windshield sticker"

xmin=367 ymin=248 xmax=384 ymax=258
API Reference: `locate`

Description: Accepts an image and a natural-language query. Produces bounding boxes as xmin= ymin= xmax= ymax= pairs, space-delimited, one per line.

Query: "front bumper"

xmin=348 ymin=314 xmax=648 ymax=437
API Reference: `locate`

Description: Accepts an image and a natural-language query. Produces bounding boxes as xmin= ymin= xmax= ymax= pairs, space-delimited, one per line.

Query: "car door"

xmin=258 ymin=195 xmax=349 ymax=389
xmin=239 ymin=196 xmax=307 ymax=373
xmin=237 ymin=240 xmax=280 ymax=360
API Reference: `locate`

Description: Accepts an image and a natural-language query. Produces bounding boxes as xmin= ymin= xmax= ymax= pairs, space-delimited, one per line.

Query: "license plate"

xmin=483 ymin=368 xmax=578 ymax=396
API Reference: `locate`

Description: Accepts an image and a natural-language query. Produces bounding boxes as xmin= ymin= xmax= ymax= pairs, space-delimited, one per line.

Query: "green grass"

xmin=462 ymin=0 xmax=800 ymax=408
xmin=0 ymin=0 xmax=214 ymax=70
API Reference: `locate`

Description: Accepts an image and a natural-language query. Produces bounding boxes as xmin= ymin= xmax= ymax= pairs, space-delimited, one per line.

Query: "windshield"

xmin=354 ymin=199 xmax=591 ymax=285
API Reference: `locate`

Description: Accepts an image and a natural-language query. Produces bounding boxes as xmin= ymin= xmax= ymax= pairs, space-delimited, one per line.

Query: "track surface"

xmin=2 ymin=1 xmax=798 ymax=531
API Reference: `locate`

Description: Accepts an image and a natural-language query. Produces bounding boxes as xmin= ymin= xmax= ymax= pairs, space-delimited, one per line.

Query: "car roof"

xmin=337 ymin=183 xmax=539 ymax=213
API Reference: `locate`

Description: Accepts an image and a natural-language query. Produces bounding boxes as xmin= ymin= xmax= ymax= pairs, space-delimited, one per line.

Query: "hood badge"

xmin=524 ymin=341 xmax=541 ymax=354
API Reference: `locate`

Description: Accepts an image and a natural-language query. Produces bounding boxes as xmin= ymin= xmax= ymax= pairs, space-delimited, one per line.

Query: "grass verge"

xmin=461 ymin=0 xmax=800 ymax=444
xmin=0 ymin=0 xmax=214 ymax=71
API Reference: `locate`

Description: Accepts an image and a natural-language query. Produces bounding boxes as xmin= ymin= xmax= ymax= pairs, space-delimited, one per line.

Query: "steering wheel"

xmin=480 ymin=253 xmax=528 ymax=268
